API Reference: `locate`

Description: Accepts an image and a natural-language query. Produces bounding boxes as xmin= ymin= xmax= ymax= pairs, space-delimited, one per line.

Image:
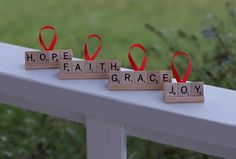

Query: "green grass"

xmin=0 ymin=0 xmax=230 ymax=158
xmin=0 ymin=0 xmax=230 ymax=68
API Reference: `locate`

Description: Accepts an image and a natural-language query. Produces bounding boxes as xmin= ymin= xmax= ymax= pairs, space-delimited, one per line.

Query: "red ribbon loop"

xmin=38 ymin=25 xmax=57 ymax=51
xmin=84 ymin=34 xmax=102 ymax=60
xmin=171 ymin=51 xmax=192 ymax=83
xmin=128 ymin=44 xmax=147 ymax=71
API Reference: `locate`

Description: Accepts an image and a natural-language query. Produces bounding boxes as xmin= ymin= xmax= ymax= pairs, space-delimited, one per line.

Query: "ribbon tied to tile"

xmin=84 ymin=34 xmax=102 ymax=60
xmin=171 ymin=51 xmax=192 ymax=82
xmin=128 ymin=43 xmax=147 ymax=71
xmin=39 ymin=25 xmax=57 ymax=51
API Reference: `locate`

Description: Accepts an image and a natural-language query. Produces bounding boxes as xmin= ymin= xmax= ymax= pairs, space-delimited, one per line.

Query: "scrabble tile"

xmin=61 ymin=50 xmax=73 ymax=60
xmin=191 ymin=82 xmax=204 ymax=96
xmin=177 ymin=83 xmax=191 ymax=96
xmin=164 ymin=83 xmax=178 ymax=97
xmin=108 ymin=70 xmax=172 ymax=90
xmin=49 ymin=51 xmax=60 ymax=63
xmin=96 ymin=60 xmax=108 ymax=72
xmin=122 ymin=71 xmax=134 ymax=85
xmin=147 ymin=71 xmax=160 ymax=84
xmin=25 ymin=49 xmax=73 ymax=69
xmin=37 ymin=52 xmax=49 ymax=63
xmin=160 ymin=71 xmax=172 ymax=83
xmin=108 ymin=60 xmax=121 ymax=71
xmin=72 ymin=61 xmax=85 ymax=73
xmin=84 ymin=61 xmax=97 ymax=72
xmin=134 ymin=71 xmax=147 ymax=84
xmin=59 ymin=61 xmax=72 ymax=73
xmin=109 ymin=71 xmax=122 ymax=85
xmin=25 ymin=52 xmax=37 ymax=63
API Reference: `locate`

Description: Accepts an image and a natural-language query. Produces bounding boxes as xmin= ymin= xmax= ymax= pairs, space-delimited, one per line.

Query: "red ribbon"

xmin=128 ymin=44 xmax=147 ymax=71
xmin=171 ymin=51 xmax=192 ymax=82
xmin=84 ymin=34 xmax=102 ymax=60
xmin=38 ymin=25 xmax=57 ymax=51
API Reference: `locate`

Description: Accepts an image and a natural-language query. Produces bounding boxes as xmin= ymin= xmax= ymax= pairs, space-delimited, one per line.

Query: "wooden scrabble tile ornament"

xmin=25 ymin=25 xmax=73 ymax=69
xmin=164 ymin=52 xmax=205 ymax=103
xmin=108 ymin=43 xmax=172 ymax=90
xmin=59 ymin=34 xmax=121 ymax=79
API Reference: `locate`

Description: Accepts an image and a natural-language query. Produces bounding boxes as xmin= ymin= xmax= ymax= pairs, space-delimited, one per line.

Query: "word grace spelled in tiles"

xmin=164 ymin=82 xmax=204 ymax=103
xmin=25 ymin=49 xmax=73 ymax=69
xmin=59 ymin=60 xmax=121 ymax=79
xmin=108 ymin=70 xmax=172 ymax=90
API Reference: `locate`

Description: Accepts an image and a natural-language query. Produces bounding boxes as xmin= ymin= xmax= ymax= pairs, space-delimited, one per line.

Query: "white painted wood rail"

xmin=0 ymin=42 xmax=236 ymax=159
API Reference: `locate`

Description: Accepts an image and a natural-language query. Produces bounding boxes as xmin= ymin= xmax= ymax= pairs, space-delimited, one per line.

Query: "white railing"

xmin=0 ymin=42 xmax=236 ymax=159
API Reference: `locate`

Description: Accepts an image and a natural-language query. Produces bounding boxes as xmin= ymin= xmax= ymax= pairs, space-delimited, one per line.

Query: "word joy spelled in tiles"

xmin=25 ymin=49 xmax=73 ymax=69
xmin=108 ymin=71 xmax=172 ymax=90
xmin=164 ymin=82 xmax=204 ymax=103
xmin=59 ymin=60 xmax=121 ymax=79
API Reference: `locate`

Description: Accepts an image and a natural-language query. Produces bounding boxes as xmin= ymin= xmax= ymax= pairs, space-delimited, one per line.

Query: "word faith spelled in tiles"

xmin=59 ymin=60 xmax=121 ymax=79
xmin=164 ymin=82 xmax=204 ymax=103
xmin=25 ymin=50 xmax=73 ymax=69
xmin=108 ymin=71 xmax=172 ymax=90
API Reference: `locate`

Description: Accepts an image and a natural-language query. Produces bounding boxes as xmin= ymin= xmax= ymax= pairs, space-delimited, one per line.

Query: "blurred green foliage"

xmin=145 ymin=1 xmax=236 ymax=90
xmin=0 ymin=105 xmax=86 ymax=159
xmin=0 ymin=0 xmax=234 ymax=158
